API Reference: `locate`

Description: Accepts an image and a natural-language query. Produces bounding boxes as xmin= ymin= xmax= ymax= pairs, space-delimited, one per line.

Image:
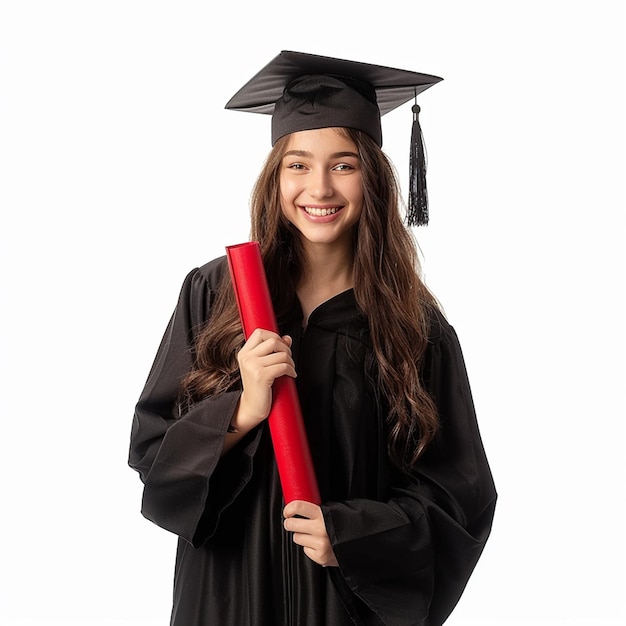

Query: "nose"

xmin=308 ymin=168 xmax=333 ymax=199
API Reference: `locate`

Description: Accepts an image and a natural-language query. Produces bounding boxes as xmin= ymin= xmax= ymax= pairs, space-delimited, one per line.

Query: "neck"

xmin=297 ymin=243 xmax=354 ymax=323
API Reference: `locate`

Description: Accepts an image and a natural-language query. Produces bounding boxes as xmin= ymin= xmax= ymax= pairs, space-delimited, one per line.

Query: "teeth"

xmin=304 ymin=207 xmax=340 ymax=216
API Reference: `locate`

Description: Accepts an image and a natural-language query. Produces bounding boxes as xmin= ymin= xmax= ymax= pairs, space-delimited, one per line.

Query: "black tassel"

xmin=407 ymin=104 xmax=429 ymax=227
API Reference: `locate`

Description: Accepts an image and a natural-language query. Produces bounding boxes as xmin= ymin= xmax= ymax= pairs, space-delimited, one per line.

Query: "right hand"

xmin=234 ymin=329 xmax=296 ymax=433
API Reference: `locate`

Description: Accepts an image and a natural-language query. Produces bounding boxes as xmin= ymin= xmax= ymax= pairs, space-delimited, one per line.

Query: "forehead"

xmin=282 ymin=127 xmax=358 ymax=153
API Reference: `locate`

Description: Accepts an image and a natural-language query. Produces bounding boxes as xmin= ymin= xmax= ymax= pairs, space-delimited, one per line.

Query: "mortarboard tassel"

xmin=407 ymin=104 xmax=429 ymax=227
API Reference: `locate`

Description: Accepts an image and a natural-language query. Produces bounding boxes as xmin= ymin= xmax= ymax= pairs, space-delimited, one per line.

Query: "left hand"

xmin=283 ymin=500 xmax=339 ymax=568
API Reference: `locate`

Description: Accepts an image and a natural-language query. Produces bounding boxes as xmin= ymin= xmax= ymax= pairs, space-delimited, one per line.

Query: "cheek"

xmin=279 ymin=195 xmax=289 ymax=218
xmin=279 ymin=192 xmax=298 ymax=227
xmin=346 ymin=179 xmax=364 ymax=209
xmin=279 ymin=177 xmax=302 ymax=217
xmin=279 ymin=174 xmax=296 ymax=201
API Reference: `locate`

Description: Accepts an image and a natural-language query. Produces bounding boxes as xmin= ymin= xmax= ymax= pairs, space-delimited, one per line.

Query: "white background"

xmin=1 ymin=1 xmax=624 ymax=624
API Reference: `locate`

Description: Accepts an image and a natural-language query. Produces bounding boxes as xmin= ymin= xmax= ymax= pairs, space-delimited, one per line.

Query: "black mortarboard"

xmin=225 ymin=50 xmax=443 ymax=226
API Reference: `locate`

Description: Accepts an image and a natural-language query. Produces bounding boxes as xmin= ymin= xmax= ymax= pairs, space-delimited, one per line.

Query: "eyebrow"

xmin=283 ymin=150 xmax=360 ymax=159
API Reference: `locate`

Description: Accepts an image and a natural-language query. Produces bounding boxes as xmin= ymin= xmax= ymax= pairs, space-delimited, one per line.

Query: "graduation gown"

xmin=128 ymin=256 xmax=497 ymax=626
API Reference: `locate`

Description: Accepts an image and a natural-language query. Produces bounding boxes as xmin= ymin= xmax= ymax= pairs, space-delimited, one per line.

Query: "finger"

xmin=251 ymin=337 xmax=293 ymax=360
xmin=245 ymin=328 xmax=270 ymax=348
xmin=283 ymin=516 xmax=317 ymax=534
xmin=303 ymin=546 xmax=321 ymax=564
xmin=284 ymin=500 xmax=320 ymax=520
xmin=243 ymin=328 xmax=284 ymax=349
xmin=249 ymin=347 xmax=296 ymax=378
xmin=239 ymin=334 xmax=292 ymax=370
xmin=290 ymin=531 xmax=325 ymax=550
xmin=302 ymin=546 xmax=337 ymax=568
xmin=260 ymin=340 xmax=293 ymax=360
xmin=260 ymin=360 xmax=297 ymax=381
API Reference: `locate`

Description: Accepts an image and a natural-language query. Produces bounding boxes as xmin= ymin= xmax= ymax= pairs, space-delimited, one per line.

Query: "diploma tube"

xmin=226 ymin=241 xmax=321 ymax=505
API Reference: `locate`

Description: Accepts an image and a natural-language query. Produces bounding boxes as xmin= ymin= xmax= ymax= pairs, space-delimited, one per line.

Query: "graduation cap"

xmin=225 ymin=50 xmax=443 ymax=226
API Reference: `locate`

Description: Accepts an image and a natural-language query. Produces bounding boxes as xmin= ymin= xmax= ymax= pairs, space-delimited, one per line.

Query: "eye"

xmin=332 ymin=162 xmax=358 ymax=172
xmin=285 ymin=161 xmax=307 ymax=170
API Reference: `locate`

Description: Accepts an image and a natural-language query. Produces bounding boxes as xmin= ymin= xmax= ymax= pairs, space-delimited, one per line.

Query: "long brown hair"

xmin=181 ymin=128 xmax=440 ymax=472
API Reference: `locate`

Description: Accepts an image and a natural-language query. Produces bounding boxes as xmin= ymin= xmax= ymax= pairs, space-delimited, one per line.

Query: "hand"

xmin=283 ymin=500 xmax=338 ymax=568
xmin=235 ymin=329 xmax=296 ymax=432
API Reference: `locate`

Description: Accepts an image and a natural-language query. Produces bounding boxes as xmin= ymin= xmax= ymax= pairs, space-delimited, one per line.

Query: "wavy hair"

xmin=181 ymin=128 xmax=440 ymax=472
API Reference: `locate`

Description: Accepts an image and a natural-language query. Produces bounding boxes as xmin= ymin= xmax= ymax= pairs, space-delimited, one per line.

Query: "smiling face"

xmin=279 ymin=127 xmax=364 ymax=253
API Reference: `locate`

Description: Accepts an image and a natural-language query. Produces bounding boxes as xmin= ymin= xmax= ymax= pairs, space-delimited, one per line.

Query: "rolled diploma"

xmin=226 ymin=241 xmax=321 ymax=505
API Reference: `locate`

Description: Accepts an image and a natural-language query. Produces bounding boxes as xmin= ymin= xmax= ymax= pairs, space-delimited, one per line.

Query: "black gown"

xmin=128 ymin=256 xmax=497 ymax=626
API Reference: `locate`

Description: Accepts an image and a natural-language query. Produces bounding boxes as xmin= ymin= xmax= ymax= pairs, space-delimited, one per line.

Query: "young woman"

xmin=129 ymin=51 xmax=497 ymax=626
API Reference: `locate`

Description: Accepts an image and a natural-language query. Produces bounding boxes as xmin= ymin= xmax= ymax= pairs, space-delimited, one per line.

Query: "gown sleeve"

xmin=321 ymin=315 xmax=497 ymax=626
xmin=128 ymin=259 xmax=263 ymax=547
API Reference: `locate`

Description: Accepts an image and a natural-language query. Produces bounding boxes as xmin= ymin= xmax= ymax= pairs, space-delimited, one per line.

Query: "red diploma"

xmin=226 ymin=241 xmax=321 ymax=505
